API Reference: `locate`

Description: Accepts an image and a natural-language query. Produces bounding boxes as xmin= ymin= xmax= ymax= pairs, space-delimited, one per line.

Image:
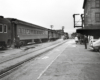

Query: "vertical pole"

xmin=50 ymin=25 xmax=53 ymax=40
xmin=73 ymin=14 xmax=75 ymax=28
xmin=81 ymin=14 xmax=84 ymax=28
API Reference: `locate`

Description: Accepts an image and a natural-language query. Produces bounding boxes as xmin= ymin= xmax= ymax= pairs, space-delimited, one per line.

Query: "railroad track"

xmin=0 ymin=39 xmax=66 ymax=64
xmin=0 ymin=40 xmax=68 ymax=79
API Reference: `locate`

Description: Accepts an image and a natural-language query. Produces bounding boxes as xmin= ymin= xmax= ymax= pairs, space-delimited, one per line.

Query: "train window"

xmin=31 ymin=30 xmax=33 ymax=34
xmin=0 ymin=24 xmax=3 ymax=33
xmin=23 ymin=29 xmax=25 ymax=34
xmin=28 ymin=30 xmax=29 ymax=34
xmin=28 ymin=30 xmax=30 ymax=34
xmin=26 ymin=29 xmax=29 ymax=34
xmin=4 ymin=24 xmax=7 ymax=33
xmin=23 ymin=28 xmax=25 ymax=34
xmin=34 ymin=30 xmax=36 ymax=34
xmin=20 ymin=28 xmax=22 ymax=33
xmin=25 ymin=29 xmax=27 ymax=34
xmin=18 ymin=28 xmax=20 ymax=33
xmin=27 ymin=29 xmax=29 ymax=34
xmin=22 ymin=29 xmax=24 ymax=34
xmin=29 ymin=30 xmax=31 ymax=34
xmin=41 ymin=31 xmax=43 ymax=34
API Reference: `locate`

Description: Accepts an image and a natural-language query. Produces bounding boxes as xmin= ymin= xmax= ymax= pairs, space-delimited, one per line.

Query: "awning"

xmin=76 ymin=29 xmax=100 ymax=36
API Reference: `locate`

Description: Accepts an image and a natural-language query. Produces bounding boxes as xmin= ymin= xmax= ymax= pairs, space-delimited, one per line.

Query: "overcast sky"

xmin=0 ymin=0 xmax=84 ymax=34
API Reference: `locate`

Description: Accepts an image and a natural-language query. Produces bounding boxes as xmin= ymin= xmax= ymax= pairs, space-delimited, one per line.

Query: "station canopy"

xmin=76 ymin=29 xmax=100 ymax=36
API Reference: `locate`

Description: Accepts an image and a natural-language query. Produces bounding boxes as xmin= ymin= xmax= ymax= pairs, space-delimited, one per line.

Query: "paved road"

xmin=1 ymin=39 xmax=100 ymax=80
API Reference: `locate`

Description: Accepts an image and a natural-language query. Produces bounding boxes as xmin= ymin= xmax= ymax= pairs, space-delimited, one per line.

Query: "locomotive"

xmin=0 ymin=16 xmax=61 ymax=49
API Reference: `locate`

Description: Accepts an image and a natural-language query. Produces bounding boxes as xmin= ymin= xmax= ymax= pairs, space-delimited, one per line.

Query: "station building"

xmin=77 ymin=0 xmax=100 ymax=39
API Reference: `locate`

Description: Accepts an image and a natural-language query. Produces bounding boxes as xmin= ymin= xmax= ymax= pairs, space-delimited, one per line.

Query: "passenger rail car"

xmin=0 ymin=16 xmax=61 ymax=48
xmin=0 ymin=16 xmax=12 ymax=48
xmin=10 ymin=19 xmax=49 ymax=45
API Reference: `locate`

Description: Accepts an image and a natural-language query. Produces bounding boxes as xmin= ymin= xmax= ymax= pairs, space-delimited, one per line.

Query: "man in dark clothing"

xmin=84 ymin=35 xmax=88 ymax=49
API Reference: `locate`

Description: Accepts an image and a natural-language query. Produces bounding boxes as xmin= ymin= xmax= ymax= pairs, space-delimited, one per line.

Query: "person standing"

xmin=89 ymin=36 xmax=94 ymax=46
xmin=84 ymin=35 xmax=88 ymax=49
xmin=75 ymin=36 xmax=78 ymax=44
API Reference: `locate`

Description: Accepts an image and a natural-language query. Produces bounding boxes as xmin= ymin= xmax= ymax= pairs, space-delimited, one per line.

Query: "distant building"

xmin=77 ymin=0 xmax=100 ymax=39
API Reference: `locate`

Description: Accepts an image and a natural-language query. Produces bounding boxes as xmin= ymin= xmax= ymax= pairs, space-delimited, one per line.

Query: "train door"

xmin=11 ymin=22 xmax=17 ymax=44
xmin=13 ymin=23 xmax=17 ymax=40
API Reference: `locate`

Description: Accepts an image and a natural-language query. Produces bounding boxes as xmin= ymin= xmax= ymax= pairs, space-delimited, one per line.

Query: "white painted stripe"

xmin=41 ymin=56 xmax=49 ymax=59
xmin=72 ymin=45 xmax=76 ymax=47
xmin=37 ymin=50 xmax=63 ymax=80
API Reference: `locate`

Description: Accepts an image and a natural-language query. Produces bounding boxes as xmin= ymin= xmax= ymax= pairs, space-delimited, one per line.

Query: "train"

xmin=0 ymin=16 xmax=64 ymax=49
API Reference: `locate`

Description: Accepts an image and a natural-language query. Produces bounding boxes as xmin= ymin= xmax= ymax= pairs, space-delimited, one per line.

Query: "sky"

xmin=0 ymin=0 xmax=84 ymax=34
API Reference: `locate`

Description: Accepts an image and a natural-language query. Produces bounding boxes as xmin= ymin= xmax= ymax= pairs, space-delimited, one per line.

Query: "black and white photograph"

xmin=0 ymin=0 xmax=100 ymax=80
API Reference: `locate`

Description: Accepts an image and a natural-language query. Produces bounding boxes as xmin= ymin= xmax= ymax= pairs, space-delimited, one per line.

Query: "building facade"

xmin=77 ymin=0 xmax=100 ymax=38
xmin=83 ymin=0 xmax=100 ymax=29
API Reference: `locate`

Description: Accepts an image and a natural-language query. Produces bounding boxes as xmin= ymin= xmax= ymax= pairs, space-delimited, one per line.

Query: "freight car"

xmin=0 ymin=16 xmax=60 ymax=49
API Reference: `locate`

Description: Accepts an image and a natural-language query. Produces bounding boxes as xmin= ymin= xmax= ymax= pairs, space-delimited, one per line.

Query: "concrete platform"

xmin=39 ymin=41 xmax=100 ymax=80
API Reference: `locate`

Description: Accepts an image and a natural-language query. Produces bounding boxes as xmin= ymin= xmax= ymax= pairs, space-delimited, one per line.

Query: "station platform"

xmin=39 ymin=41 xmax=100 ymax=80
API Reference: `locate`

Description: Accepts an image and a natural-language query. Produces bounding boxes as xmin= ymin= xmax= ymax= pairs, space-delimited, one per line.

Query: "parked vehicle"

xmin=89 ymin=38 xmax=100 ymax=52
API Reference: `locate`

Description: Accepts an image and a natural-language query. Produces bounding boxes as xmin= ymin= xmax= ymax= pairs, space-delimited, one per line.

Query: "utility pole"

xmin=62 ymin=26 xmax=64 ymax=31
xmin=50 ymin=25 xmax=53 ymax=30
xmin=62 ymin=26 xmax=64 ymax=35
xmin=50 ymin=25 xmax=53 ymax=40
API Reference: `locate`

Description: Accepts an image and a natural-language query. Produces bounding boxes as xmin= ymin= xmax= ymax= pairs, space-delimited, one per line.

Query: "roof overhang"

xmin=76 ymin=29 xmax=100 ymax=36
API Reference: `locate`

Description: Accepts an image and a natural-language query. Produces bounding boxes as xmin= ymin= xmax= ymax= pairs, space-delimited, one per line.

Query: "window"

xmin=95 ymin=0 xmax=100 ymax=8
xmin=25 ymin=29 xmax=27 ymax=34
xmin=23 ymin=29 xmax=25 ymax=34
xmin=22 ymin=29 xmax=24 ymax=34
xmin=28 ymin=30 xmax=30 ymax=34
xmin=0 ymin=24 xmax=3 ymax=33
xmin=31 ymin=30 xmax=33 ymax=34
xmin=20 ymin=28 xmax=22 ymax=33
xmin=34 ymin=30 xmax=36 ymax=34
xmin=95 ymin=13 xmax=100 ymax=22
xmin=18 ymin=28 xmax=20 ymax=33
xmin=27 ymin=29 xmax=29 ymax=34
xmin=4 ymin=24 xmax=7 ymax=33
